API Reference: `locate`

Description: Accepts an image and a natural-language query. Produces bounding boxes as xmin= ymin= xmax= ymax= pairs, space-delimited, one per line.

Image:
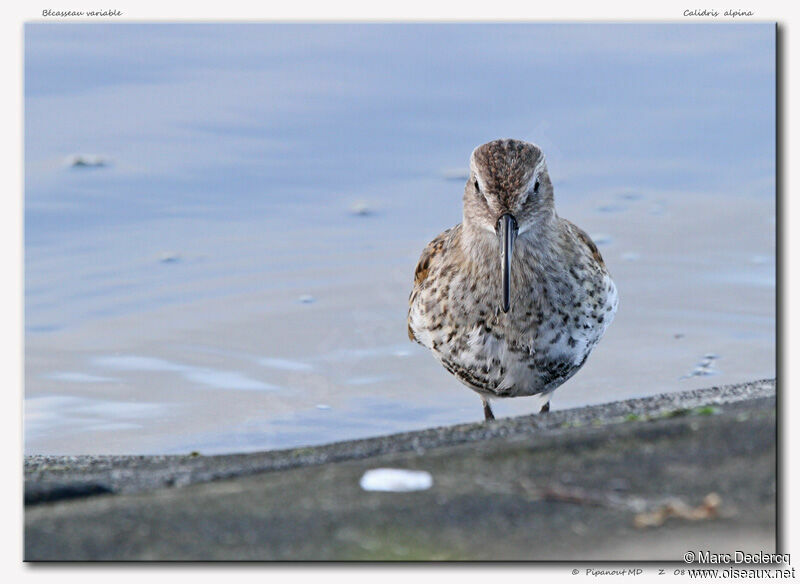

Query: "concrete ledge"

xmin=24 ymin=379 xmax=776 ymax=560
xmin=25 ymin=378 xmax=775 ymax=505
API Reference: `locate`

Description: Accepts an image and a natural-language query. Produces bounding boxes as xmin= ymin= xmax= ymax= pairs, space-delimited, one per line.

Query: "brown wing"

xmin=407 ymin=228 xmax=452 ymax=341
xmin=564 ymin=220 xmax=606 ymax=268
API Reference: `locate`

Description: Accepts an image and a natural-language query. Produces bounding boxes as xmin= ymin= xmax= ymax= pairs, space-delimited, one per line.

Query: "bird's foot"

xmin=540 ymin=401 xmax=550 ymax=414
xmin=482 ymin=399 xmax=495 ymax=421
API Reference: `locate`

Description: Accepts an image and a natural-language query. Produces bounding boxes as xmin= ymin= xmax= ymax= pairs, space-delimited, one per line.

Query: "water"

xmin=24 ymin=23 xmax=775 ymax=454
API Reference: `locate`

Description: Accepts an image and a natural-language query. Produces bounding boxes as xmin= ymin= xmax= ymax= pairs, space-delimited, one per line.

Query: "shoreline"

xmin=25 ymin=378 xmax=775 ymax=505
xmin=25 ymin=378 xmax=776 ymax=560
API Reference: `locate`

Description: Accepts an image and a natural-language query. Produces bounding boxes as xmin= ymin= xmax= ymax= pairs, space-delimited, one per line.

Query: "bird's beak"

xmin=496 ymin=213 xmax=518 ymax=313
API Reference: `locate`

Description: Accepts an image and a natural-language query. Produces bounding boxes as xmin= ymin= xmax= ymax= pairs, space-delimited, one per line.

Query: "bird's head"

xmin=462 ymin=138 xmax=556 ymax=312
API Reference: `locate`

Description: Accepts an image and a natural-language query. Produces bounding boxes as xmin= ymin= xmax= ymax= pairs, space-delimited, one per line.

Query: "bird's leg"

xmin=482 ymin=398 xmax=495 ymax=421
xmin=540 ymin=401 xmax=550 ymax=414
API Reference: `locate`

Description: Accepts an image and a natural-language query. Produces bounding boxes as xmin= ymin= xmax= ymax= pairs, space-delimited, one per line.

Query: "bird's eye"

xmin=474 ymin=179 xmax=480 ymax=192
xmin=533 ymin=180 xmax=540 ymax=195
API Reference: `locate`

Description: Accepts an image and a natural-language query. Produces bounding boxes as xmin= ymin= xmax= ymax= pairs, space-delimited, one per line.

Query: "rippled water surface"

xmin=25 ymin=23 xmax=775 ymax=454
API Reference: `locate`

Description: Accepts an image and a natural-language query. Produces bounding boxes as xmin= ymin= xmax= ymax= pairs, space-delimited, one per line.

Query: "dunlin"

xmin=408 ymin=139 xmax=618 ymax=420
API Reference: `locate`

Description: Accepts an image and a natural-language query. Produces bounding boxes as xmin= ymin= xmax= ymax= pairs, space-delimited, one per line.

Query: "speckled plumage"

xmin=408 ymin=139 xmax=617 ymax=419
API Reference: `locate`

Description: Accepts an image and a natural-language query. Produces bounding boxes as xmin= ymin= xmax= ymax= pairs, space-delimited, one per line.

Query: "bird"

xmin=408 ymin=139 xmax=618 ymax=421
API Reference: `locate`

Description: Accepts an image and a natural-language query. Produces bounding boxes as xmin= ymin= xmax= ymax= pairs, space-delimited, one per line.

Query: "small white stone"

xmin=65 ymin=153 xmax=108 ymax=168
xmin=359 ymin=468 xmax=433 ymax=492
xmin=349 ymin=201 xmax=372 ymax=216
xmin=158 ymin=251 xmax=181 ymax=263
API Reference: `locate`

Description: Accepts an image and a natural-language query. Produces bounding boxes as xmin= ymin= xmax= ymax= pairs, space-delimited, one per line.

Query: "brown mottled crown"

xmin=471 ymin=139 xmax=543 ymax=197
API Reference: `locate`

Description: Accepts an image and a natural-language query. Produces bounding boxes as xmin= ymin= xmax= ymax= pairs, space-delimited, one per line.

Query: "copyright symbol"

xmin=684 ymin=551 xmax=695 ymax=563
xmin=572 ymin=569 xmax=579 ymax=575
